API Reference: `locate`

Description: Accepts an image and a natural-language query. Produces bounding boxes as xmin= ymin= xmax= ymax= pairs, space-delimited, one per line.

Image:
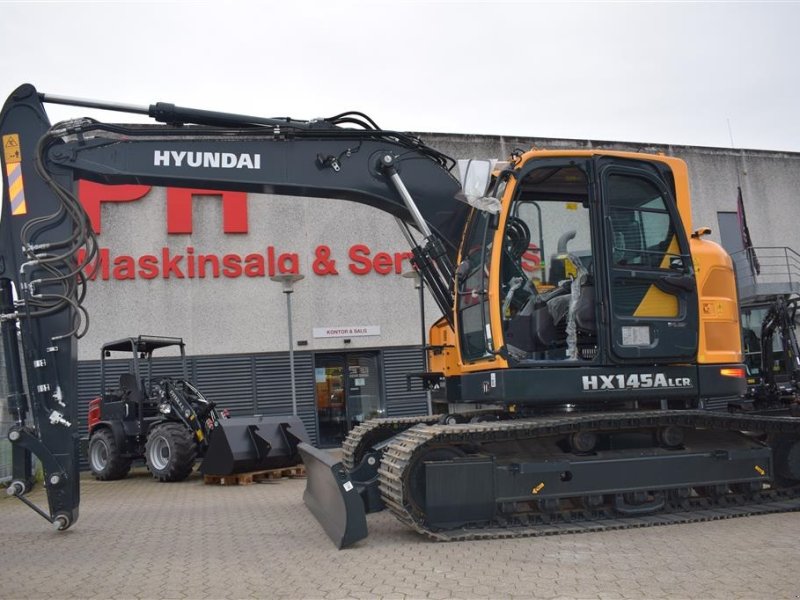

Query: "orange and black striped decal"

xmin=3 ymin=133 xmax=27 ymax=216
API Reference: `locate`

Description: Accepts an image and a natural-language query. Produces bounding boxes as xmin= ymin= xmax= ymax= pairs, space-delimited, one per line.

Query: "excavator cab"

xmin=458 ymin=155 xmax=700 ymax=377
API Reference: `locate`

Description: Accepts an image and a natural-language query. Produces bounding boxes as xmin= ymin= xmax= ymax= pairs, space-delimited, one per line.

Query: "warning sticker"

xmin=3 ymin=134 xmax=21 ymax=164
xmin=6 ymin=163 xmax=27 ymax=215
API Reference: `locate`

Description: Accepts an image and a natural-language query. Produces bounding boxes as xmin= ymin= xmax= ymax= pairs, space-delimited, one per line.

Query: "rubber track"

xmin=376 ymin=410 xmax=800 ymax=542
xmin=341 ymin=415 xmax=442 ymax=470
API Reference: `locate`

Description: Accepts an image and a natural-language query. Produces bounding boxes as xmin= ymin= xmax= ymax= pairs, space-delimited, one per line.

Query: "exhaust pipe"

xmin=200 ymin=415 xmax=309 ymax=476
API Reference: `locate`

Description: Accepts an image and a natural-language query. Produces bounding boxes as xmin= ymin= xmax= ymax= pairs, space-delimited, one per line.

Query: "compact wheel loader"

xmin=87 ymin=336 xmax=309 ymax=482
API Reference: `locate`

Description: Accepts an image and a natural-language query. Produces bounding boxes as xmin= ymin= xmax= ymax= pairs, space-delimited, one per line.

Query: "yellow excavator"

xmin=2 ymin=84 xmax=798 ymax=545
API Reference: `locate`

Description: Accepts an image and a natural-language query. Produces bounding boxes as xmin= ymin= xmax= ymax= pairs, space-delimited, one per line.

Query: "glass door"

xmin=314 ymin=352 xmax=384 ymax=447
xmin=345 ymin=353 xmax=384 ymax=426
xmin=314 ymin=355 xmax=347 ymax=447
xmin=598 ymin=158 xmax=699 ymax=361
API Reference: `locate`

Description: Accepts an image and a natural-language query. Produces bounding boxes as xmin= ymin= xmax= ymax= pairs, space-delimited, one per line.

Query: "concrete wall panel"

xmin=77 ymin=133 xmax=800 ymax=360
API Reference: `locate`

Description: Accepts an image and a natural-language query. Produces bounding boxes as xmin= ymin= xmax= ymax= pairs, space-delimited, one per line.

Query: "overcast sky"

xmin=1 ymin=1 xmax=799 ymax=152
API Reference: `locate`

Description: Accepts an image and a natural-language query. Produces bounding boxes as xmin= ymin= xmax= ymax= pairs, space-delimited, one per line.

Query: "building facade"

xmin=71 ymin=133 xmax=800 ymax=446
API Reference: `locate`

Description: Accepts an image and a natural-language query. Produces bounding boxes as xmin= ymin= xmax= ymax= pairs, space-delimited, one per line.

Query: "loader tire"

xmin=145 ymin=422 xmax=197 ymax=482
xmin=88 ymin=428 xmax=132 ymax=481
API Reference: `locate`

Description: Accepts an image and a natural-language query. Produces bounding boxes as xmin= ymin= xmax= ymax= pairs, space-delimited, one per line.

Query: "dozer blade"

xmin=298 ymin=442 xmax=368 ymax=549
xmin=200 ymin=415 xmax=310 ymax=476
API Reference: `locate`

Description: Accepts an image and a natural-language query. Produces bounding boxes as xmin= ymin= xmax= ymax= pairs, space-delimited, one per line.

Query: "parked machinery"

xmin=732 ymin=246 xmax=800 ymax=414
xmin=738 ymin=294 xmax=800 ymax=413
xmin=1 ymin=84 xmax=798 ymax=543
xmin=88 ymin=336 xmax=216 ymax=481
xmin=87 ymin=335 xmax=308 ymax=482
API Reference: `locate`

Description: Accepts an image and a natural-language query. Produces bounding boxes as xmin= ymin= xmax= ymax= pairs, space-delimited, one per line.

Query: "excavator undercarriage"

xmin=301 ymin=409 xmax=800 ymax=547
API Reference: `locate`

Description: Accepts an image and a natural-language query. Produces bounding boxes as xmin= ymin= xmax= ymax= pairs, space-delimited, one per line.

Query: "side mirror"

xmin=456 ymin=159 xmax=501 ymax=213
xmin=691 ymin=227 xmax=712 ymax=239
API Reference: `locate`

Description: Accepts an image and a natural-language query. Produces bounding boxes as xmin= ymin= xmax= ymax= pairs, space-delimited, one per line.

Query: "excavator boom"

xmin=0 ymin=83 xmax=468 ymax=529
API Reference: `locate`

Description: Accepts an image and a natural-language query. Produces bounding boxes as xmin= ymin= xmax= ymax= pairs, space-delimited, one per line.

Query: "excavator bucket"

xmin=200 ymin=415 xmax=310 ymax=476
xmin=298 ymin=442 xmax=368 ymax=549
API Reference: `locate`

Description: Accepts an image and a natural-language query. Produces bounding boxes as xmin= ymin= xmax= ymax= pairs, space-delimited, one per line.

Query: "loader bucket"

xmin=298 ymin=442 xmax=368 ymax=549
xmin=200 ymin=415 xmax=310 ymax=476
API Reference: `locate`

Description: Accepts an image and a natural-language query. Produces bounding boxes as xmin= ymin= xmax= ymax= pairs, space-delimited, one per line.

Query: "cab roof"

xmin=101 ymin=335 xmax=184 ymax=354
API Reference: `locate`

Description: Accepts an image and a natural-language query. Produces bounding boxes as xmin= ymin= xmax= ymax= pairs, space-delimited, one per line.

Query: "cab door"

xmin=597 ymin=158 xmax=699 ymax=361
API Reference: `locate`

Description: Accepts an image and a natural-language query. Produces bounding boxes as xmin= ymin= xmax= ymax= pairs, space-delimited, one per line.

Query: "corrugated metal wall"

xmin=382 ymin=347 xmax=429 ymax=417
xmin=0 ymin=344 xmax=428 ymax=475
xmin=76 ymin=351 xmax=318 ymax=445
xmin=76 ymin=345 xmax=428 ymax=451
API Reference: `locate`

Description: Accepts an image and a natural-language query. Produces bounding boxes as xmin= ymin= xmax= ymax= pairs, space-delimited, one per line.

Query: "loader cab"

xmin=100 ymin=335 xmax=188 ymax=400
xmin=455 ymin=152 xmax=699 ymax=373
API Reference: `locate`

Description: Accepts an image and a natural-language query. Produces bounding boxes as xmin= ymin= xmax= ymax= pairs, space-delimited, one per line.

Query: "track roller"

xmin=569 ymin=431 xmax=597 ymax=453
xmin=656 ymin=426 xmax=685 ymax=448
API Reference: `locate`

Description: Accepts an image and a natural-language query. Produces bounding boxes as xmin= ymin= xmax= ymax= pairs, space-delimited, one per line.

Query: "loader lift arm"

xmin=760 ymin=294 xmax=800 ymax=401
xmin=0 ymin=83 xmax=470 ymax=529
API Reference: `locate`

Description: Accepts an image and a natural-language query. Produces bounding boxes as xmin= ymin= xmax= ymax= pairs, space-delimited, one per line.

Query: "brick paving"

xmin=1 ymin=467 xmax=799 ymax=599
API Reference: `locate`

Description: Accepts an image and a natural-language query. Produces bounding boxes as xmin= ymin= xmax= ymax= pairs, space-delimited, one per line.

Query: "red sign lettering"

xmin=77 ymin=246 xmax=301 ymax=281
xmin=166 ymin=188 xmax=248 ymax=234
xmin=348 ymin=244 xmax=413 ymax=275
xmin=78 ymin=181 xmax=151 ymax=234
xmin=75 ymin=184 xmax=415 ymax=281
xmin=78 ymin=181 xmax=249 ymax=234
xmin=521 ymin=243 xmax=541 ymax=273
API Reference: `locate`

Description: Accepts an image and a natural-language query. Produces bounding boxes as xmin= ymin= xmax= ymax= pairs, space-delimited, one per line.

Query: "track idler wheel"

xmin=569 ymin=431 xmax=597 ymax=454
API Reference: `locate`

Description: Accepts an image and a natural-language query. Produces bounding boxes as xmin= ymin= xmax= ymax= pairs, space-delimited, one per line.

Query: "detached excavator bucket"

xmin=200 ymin=415 xmax=310 ymax=476
xmin=298 ymin=442 xmax=368 ymax=549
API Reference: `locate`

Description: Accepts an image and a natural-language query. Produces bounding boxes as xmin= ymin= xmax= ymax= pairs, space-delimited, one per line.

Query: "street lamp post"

xmin=270 ymin=273 xmax=305 ymax=416
xmin=402 ymin=269 xmax=432 ymax=414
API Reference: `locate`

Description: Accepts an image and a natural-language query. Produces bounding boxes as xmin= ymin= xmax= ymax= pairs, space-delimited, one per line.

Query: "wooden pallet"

xmin=203 ymin=465 xmax=306 ymax=486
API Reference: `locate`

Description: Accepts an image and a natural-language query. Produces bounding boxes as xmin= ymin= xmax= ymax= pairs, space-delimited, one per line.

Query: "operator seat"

xmin=573 ymin=274 xmax=597 ymax=333
xmin=118 ymin=373 xmax=144 ymax=405
xmin=612 ymin=210 xmax=644 ymax=266
xmin=504 ymin=290 xmax=565 ymax=353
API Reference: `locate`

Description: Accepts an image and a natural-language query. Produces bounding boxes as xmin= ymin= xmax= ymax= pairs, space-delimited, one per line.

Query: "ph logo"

xmin=78 ymin=181 xmax=248 ymax=235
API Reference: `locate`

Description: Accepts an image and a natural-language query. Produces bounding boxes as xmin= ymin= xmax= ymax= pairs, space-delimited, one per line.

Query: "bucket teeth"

xmin=200 ymin=415 xmax=309 ymax=476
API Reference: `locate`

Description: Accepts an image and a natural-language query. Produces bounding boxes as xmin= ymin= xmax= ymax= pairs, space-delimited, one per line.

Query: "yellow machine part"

xmin=633 ymin=237 xmax=680 ymax=318
xmin=451 ymin=148 xmax=739 ymax=371
xmin=691 ymin=235 xmax=743 ymax=365
xmin=428 ymin=317 xmax=463 ymax=378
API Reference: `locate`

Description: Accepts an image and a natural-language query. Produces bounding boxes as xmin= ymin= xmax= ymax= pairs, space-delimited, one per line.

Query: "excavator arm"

xmin=0 ymin=83 xmax=471 ymax=529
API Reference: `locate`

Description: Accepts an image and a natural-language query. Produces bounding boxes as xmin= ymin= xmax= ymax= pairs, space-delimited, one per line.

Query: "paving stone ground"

xmin=1 ymin=467 xmax=799 ymax=599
